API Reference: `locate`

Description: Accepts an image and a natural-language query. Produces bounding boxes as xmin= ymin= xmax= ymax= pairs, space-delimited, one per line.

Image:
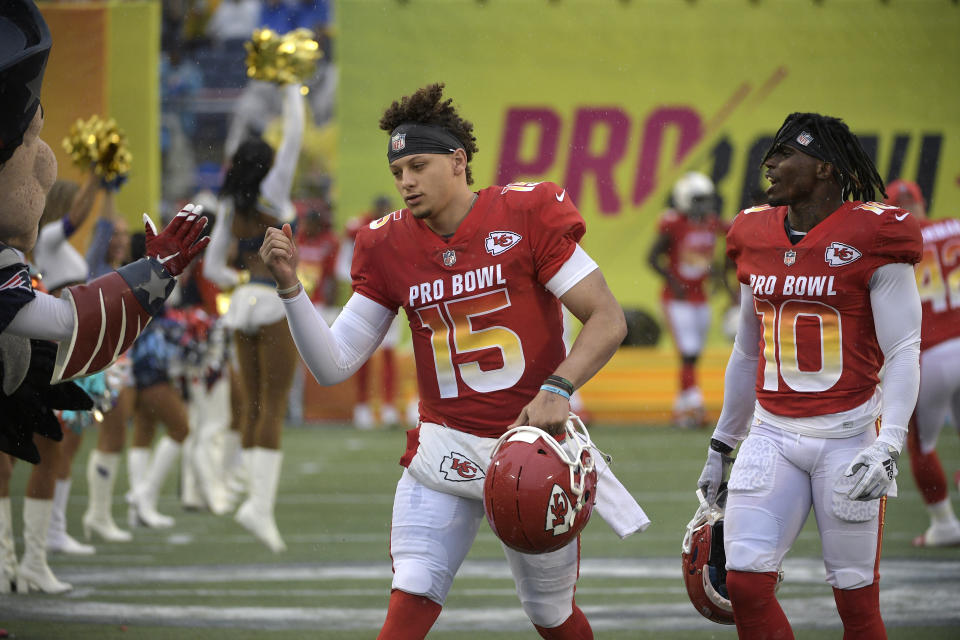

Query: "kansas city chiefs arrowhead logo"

xmin=824 ymin=242 xmax=862 ymax=267
xmin=484 ymin=231 xmax=522 ymax=256
xmin=545 ymin=484 xmax=573 ymax=536
xmin=440 ymin=452 xmax=485 ymax=482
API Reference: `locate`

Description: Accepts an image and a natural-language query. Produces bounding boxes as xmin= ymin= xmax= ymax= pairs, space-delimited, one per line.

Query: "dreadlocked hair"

xmin=220 ymin=137 xmax=274 ymax=216
xmin=379 ymin=83 xmax=479 ymax=185
xmin=763 ymin=112 xmax=886 ymax=203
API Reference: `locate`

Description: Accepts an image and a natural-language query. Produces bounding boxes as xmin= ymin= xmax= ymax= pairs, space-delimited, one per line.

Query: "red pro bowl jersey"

xmin=296 ymin=230 xmax=339 ymax=306
xmin=658 ymin=210 xmax=725 ymax=302
xmin=916 ymin=217 xmax=960 ymax=351
xmin=727 ymin=201 xmax=922 ymax=418
xmin=351 ymin=181 xmax=585 ymax=438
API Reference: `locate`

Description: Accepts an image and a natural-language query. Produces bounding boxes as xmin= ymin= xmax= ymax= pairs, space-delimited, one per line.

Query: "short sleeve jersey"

xmin=295 ymin=230 xmax=339 ymax=306
xmin=915 ymin=217 xmax=960 ymax=351
xmin=657 ymin=210 xmax=725 ymax=302
xmin=727 ymin=201 xmax=921 ymax=418
xmin=351 ymin=181 xmax=585 ymax=438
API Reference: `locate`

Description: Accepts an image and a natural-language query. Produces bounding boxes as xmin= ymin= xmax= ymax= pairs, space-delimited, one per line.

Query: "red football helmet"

xmin=483 ymin=414 xmax=599 ymax=554
xmin=681 ymin=487 xmax=735 ymax=625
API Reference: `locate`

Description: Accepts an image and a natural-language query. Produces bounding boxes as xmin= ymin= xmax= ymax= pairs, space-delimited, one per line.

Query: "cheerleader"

xmin=203 ymin=81 xmax=305 ymax=552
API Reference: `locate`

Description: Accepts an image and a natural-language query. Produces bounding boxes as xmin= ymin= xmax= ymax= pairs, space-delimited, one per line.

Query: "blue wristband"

xmin=540 ymin=384 xmax=571 ymax=400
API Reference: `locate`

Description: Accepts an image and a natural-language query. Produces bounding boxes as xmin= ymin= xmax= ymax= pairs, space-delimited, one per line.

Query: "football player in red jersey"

xmin=885 ymin=180 xmax=960 ymax=547
xmin=648 ymin=172 xmax=730 ymax=428
xmin=261 ymin=83 xmax=643 ymax=640
xmin=696 ymin=112 xmax=922 ymax=639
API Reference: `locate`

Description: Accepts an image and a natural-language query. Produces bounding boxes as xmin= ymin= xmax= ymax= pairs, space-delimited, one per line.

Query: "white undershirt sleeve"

xmin=282 ymin=289 xmax=395 ymax=384
xmin=870 ymin=262 xmax=921 ymax=453
xmin=711 ymin=283 xmax=761 ymax=449
xmin=5 ymin=291 xmax=75 ymax=342
xmin=545 ymin=245 xmax=598 ymax=298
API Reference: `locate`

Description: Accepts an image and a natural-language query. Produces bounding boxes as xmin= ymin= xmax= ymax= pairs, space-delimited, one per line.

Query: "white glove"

xmin=843 ymin=441 xmax=899 ymax=501
xmin=697 ymin=440 xmax=734 ymax=506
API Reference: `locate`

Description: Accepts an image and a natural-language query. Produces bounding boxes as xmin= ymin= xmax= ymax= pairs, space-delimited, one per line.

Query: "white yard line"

xmin=1 ymin=558 xmax=958 ymax=631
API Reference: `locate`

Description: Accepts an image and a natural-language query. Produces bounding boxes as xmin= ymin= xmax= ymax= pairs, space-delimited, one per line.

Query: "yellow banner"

xmin=340 ymin=0 xmax=960 ymax=315
xmin=39 ymin=1 xmax=160 ymax=229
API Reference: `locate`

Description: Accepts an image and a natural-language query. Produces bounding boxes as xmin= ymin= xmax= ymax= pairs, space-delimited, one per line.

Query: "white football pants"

xmin=724 ymin=422 xmax=884 ymax=590
xmin=389 ymin=469 xmax=579 ymax=628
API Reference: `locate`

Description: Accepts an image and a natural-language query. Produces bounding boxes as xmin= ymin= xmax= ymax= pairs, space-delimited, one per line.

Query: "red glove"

xmin=143 ymin=203 xmax=211 ymax=277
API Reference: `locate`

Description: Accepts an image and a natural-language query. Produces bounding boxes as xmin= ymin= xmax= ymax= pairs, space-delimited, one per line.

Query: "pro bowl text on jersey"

xmin=749 ymin=273 xmax=839 ymax=298
xmin=408 ymin=264 xmax=507 ymax=307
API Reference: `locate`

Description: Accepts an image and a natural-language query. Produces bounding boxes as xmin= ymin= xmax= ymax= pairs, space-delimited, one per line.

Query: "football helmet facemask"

xmin=483 ymin=414 xmax=600 ymax=554
xmin=681 ymin=487 xmax=735 ymax=625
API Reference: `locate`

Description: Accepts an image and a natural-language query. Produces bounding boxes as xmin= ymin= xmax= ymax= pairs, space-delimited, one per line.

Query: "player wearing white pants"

xmin=390 ymin=470 xmax=580 ymax=627
xmin=724 ymin=422 xmax=885 ymax=590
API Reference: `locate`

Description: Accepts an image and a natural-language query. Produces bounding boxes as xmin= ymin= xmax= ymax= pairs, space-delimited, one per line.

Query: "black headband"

xmin=387 ymin=123 xmax=464 ymax=161
xmin=779 ymin=123 xmax=831 ymax=164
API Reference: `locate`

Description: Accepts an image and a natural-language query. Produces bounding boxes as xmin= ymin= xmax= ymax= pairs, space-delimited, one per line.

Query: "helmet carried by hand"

xmin=483 ymin=414 xmax=599 ymax=554
xmin=681 ymin=486 xmax=735 ymax=624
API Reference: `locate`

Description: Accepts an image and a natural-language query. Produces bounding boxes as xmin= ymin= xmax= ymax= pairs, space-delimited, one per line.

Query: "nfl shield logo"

xmin=442 ymin=249 xmax=457 ymax=267
xmin=391 ymin=133 xmax=406 ymax=152
xmin=784 ymin=250 xmax=797 ymax=266
xmin=796 ymin=131 xmax=814 ymax=147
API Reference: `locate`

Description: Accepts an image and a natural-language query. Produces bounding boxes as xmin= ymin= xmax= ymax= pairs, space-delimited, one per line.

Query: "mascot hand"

xmin=144 ymin=203 xmax=210 ymax=277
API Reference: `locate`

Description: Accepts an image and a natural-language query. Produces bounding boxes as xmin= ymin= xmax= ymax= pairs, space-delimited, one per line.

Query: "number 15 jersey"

xmin=727 ymin=201 xmax=922 ymax=420
xmin=351 ymin=182 xmax=587 ymax=438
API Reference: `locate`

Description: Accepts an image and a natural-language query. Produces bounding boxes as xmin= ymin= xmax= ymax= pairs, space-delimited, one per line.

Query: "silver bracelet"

xmin=276 ymin=281 xmax=302 ymax=296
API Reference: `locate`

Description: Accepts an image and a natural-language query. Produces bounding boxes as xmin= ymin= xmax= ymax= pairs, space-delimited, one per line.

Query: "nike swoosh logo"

xmin=556 ymin=190 xmax=566 ymax=202
xmin=895 ymin=212 xmax=909 ymax=221
xmin=157 ymin=252 xmax=180 ymax=265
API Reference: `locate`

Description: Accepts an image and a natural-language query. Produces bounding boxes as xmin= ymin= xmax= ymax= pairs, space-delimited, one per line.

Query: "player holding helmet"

xmin=262 ymin=83 xmax=648 ymax=639
xmin=697 ymin=112 xmax=922 ymax=638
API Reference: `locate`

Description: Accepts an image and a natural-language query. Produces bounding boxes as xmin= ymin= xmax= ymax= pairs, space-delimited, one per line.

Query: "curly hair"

xmin=220 ymin=138 xmax=274 ymax=215
xmin=379 ymin=83 xmax=479 ymax=185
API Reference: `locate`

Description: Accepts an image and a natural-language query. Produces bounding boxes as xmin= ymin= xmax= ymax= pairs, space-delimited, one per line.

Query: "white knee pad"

xmin=505 ymin=544 xmax=578 ymax=628
xmin=389 ymin=472 xmax=484 ymax=605
xmin=515 ymin=574 xmax=575 ymax=628
xmin=390 ymin=544 xmax=451 ymax=605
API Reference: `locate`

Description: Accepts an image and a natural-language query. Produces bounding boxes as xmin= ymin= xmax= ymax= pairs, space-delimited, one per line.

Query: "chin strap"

xmin=51 ymin=258 xmax=175 ymax=383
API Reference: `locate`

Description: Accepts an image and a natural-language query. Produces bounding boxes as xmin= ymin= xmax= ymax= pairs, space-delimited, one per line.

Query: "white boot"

xmin=180 ymin=431 xmax=203 ymax=510
xmin=47 ymin=480 xmax=95 ymax=555
xmin=126 ymin=447 xmax=151 ymax=529
xmin=129 ymin=437 xmax=180 ymax=529
xmin=235 ymin=448 xmax=286 ymax=552
xmin=83 ymin=451 xmax=132 ymax=542
xmin=913 ymin=498 xmax=960 ymax=547
xmin=0 ymin=497 xmax=16 ymax=593
xmin=17 ymin=498 xmax=72 ymax=594
xmin=353 ymin=403 xmax=375 ymax=430
xmin=192 ymin=377 xmax=231 ymax=515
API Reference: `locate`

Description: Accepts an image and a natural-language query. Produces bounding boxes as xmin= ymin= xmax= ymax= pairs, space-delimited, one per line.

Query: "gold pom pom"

xmin=244 ymin=28 xmax=321 ymax=90
xmin=61 ymin=115 xmax=132 ymax=185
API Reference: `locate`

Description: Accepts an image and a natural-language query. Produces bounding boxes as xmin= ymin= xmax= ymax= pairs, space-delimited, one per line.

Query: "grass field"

xmin=2 ymin=422 xmax=959 ymax=639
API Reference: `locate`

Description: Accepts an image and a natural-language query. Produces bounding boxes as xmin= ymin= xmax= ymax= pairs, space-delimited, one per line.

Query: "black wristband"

xmin=544 ymin=375 xmax=574 ymax=396
xmin=710 ymin=438 xmax=734 ymax=455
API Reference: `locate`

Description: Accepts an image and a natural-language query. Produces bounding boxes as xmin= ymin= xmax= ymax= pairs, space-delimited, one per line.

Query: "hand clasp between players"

xmin=260 ymin=224 xmax=300 ymax=290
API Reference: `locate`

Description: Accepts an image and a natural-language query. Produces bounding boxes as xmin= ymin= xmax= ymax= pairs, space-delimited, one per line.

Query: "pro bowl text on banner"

xmin=339 ymin=0 xmax=960 ymax=314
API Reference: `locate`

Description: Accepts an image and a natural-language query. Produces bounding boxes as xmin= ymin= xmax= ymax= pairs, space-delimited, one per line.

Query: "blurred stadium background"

xmin=3 ymin=0 xmax=960 ymax=637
